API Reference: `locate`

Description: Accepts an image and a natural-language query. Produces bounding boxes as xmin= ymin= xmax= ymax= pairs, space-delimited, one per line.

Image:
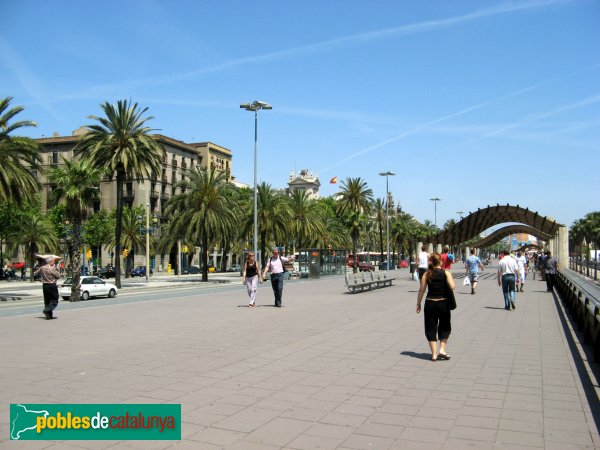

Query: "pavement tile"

xmin=496 ymin=429 xmax=544 ymax=447
xmin=243 ymin=417 xmax=313 ymax=447
xmin=455 ymin=414 xmax=499 ymax=429
xmin=399 ymin=426 xmax=449 ymax=444
xmin=448 ymin=425 xmax=497 ymax=442
xmin=341 ymin=433 xmax=396 ymax=449
xmin=286 ymin=433 xmax=345 ymax=449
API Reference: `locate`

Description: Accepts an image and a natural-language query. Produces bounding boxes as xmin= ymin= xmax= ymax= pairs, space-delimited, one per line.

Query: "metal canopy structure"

xmin=471 ymin=225 xmax=552 ymax=248
xmin=430 ymin=204 xmax=563 ymax=246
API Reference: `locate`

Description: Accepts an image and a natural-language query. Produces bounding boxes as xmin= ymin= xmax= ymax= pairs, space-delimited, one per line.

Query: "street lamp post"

xmin=430 ymin=197 xmax=441 ymax=228
xmin=145 ymin=202 xmax=150 ymax=283
xmin=379 ymin=171 xmax=395 ymax=269
xmin=240 ymin=100 xmax=272 ymax=261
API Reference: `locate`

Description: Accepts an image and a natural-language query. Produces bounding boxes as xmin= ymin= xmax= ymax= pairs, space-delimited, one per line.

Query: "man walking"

xmin=416 ymin=244 xmax=430 ymax=281
xmin=34 ymin=255 xmax=62 ymax=320
xmin=515 ymin=251 xmax=527 ymax=291
xmin=465 ymin=249 xmax=484 ymax=295
xmin=497 ymin=250 xmax=521 ymax=310
xmin=544 ymin=251 xmax=559 ymax=292
xmin=262 ymin=248 xmax=293 ymax=307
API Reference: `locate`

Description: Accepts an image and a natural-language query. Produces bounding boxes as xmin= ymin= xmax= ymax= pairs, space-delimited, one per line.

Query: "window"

xmin=52 ymin=151 xmax=59 ymax=164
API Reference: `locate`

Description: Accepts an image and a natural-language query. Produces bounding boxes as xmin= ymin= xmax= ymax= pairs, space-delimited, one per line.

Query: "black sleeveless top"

xmin=245 ymin=261 xmax=258 ymax=278
xmin=427 ymin=268 xmax=447 ymax=299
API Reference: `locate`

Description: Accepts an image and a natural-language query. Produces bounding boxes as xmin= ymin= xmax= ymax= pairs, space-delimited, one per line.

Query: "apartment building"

xmin=35 ymin=129 xmax=233 ymax=218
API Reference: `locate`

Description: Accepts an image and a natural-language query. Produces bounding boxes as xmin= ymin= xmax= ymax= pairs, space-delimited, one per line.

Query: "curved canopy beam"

xmin=472 ymin=225 xmax=552 ymax=248
xmin=430 ymin=204 xmax=563 ymax=246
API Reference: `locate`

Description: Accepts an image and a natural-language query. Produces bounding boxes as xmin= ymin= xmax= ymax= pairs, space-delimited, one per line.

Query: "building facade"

xmin=35 ymin=130 xmax=233 ymax=218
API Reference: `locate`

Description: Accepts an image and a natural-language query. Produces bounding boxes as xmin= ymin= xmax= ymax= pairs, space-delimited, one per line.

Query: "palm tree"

xmin=48 ymin=158 xmax=105 ymax=301
xmin=74 ymin=99 xmax=165 ymax=288
xmin=288 ymin=190 xmax=324 ymax=250
xmin=250 ymin=183 xmax=291 ymax=267
xmin=336 ymin=177 xmax=373 ymax=272
xmin=9 ymin=207 xmax=60 ymax=281
xmin=317 ymin=204 xmax=350 ymax=250
xmin=165 ymin=168 xmax=237 ymax=281
xmin=0 ymin=97 xmax=42 ymax=206
xmin=117 ymin=205 xmax=148 ymax=276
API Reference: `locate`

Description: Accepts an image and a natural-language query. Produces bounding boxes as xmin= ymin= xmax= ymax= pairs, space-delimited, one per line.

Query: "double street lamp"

xmin=240 ymin=100 xmax=272 ymax=260
xmin=379 ymin=171 xmax=395 ymax=269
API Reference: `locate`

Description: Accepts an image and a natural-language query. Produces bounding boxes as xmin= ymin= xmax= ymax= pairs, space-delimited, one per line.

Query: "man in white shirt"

xmin=262 ymin=248 xmax=293 ymax=307
xmin=498 ymin=250 xmax=521 ymax=310
xmin=515 ymin=251 xmax=527 ymax=292
xmin=416 ymin=245 xmax=429 ymax=281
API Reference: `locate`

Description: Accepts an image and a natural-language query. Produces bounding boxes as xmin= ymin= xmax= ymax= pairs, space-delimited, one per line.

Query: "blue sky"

xmin=1 ymin=0 xmax=599 ymax=229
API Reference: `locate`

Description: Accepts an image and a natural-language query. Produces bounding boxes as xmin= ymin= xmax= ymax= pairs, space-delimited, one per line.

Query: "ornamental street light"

xmin=430 ymin=197 xmax=441 ymax=228
xmin=379 ymin=171 xmax=395 ymax=269
xmin=240 ymin=100 xmax=272 ymax=261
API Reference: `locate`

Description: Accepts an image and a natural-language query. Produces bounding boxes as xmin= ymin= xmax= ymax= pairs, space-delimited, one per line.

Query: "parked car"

xmin=94 ymin=265 xmax=116 ymax=279
xmin=130 ymin=266 xmax=153 ymax=277
xmin=226 ymin=264 xmax=241 ymax=272
xmin=398 ymin=260 xmax=409 ymax=269
xmin=183 ymin=265 xmax=201 ymax=274
xmin=58 ymin=276 xmax=118 ymax=301
xmin=358 ymin=262 xmax=375 ymax=272
xmin=379 ymin=261 xmax=395 ymax=271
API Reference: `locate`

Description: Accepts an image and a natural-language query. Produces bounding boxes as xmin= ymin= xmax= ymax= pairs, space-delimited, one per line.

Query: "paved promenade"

xmin=1 ymin=268 xmax=599 ymax=449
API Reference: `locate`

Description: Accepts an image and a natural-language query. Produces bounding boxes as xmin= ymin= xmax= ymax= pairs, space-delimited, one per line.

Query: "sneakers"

xmin=511 ymin=301 xmax=516 ymax=310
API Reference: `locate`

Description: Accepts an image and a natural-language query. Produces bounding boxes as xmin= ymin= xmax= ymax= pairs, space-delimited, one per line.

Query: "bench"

xmin=345 ymin=271 xmax=396 ymax=293
xmin=345 ymin=272 xmax=374 ymax=293
xmin=372 ymin=271 xmax=396 ymax=288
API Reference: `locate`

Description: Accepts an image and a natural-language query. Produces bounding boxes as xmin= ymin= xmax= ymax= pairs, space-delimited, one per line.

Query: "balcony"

xmin=123 ymin=191 xmax=135 ymax=202
xmin=150 ymin=190 xmax=159 ymax=199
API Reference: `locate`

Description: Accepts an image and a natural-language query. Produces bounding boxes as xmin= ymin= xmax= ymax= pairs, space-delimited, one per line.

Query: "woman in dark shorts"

xmin=416 ymin=253 xmax=456 ymax=361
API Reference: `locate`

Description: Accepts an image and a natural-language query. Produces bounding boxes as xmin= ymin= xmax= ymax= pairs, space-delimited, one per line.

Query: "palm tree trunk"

xmin=114 ymin=170 xmax=124 ymax=288
xmin=70 ymin=224 xmax=82 ymax=301
xmin=201 ymin=234 xmax=208 ymax=282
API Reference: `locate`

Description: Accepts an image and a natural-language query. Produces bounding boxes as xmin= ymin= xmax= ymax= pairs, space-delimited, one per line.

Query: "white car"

xmin=58 ymin=276 xmax=118 ymax=301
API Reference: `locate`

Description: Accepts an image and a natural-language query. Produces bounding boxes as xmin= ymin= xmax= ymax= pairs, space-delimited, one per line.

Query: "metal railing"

xmin=556 ymin=270 xmax=600 ymax=361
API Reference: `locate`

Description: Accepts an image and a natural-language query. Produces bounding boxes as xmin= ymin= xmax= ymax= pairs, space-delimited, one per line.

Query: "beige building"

xmin=35 ymin=130 xmax=233 ymax=218
xmin=287 ymin=169 xmax=321 ymax=199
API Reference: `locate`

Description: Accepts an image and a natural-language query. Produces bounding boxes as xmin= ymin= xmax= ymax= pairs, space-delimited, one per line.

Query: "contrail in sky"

xmin=319 ymin=63 xmax=600 ymax=173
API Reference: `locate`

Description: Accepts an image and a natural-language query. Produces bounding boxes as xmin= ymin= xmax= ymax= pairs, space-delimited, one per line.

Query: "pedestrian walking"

xmin=497 ymin=250 xmax=521 ymax=310
xmin=34 ymin=255 xmax=62 ymax=320
xmin=262 ymin=248 xmax=293 ymax=308
xmin=544 ymin=251 xmax=559 ymax=292
xmin=416 ymin=253 xmax=455 ymax=361
xmin=515 ymin=251 xmax=527 ymax=291
xmin=242 ymin=252 xmax=263 ymax=307
xmin=416 ymin=244 xmax=429 ymax=281
xmin=441 ymin=246 xmax=455 ymax=271
xmin=465 ymin=249 xmax=484 ymax=294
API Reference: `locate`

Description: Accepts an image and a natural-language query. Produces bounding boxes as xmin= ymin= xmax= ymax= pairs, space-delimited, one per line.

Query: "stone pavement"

xmin=1 ymin=268 xmax=599 ymax=449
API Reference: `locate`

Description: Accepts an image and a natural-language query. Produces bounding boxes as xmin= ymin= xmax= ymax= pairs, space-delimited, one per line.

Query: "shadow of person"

xmin=400 ymin=351 xmax=432 ymax=360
